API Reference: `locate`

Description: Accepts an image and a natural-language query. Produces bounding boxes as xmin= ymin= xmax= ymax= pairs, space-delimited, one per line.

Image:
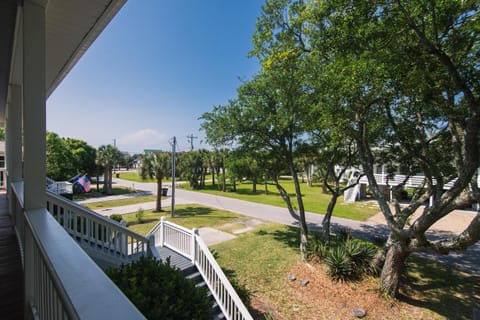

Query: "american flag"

xmin=72 ymin=174 xmax=91 ymax=193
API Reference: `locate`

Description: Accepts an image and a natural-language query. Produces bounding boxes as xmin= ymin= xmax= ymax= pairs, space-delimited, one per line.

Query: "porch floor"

xmin=0 ymin=191 xmax=24 ymax=319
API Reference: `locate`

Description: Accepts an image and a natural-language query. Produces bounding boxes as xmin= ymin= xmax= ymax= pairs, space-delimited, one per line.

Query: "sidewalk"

xmin=88 ymin=178 xmax=480 ymax=276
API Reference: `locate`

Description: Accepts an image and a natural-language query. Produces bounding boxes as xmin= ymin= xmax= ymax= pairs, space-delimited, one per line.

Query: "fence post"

xmin=191 ymin=228 xmax=198 ymax=264
xmin=160 ymin=216 xmax=165 ymax=247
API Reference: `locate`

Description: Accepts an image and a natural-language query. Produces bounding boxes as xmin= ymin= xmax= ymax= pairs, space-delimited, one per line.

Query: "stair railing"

xmin=148 ymin=217 xmax=253 ymax=320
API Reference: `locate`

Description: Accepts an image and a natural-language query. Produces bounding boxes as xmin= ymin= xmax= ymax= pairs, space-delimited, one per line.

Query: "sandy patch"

xmin=366 ymin=206 xmax=477 ymax=234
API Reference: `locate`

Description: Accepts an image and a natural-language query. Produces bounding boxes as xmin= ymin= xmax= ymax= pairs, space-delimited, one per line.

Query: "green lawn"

xmin=186 ymin=179 xmax=380 ymax=221
xmin=82 ymin=195 xmax=157 ymax=210
xmin=115 ymin=171 xmax=172 ymax=183
xmin=73 ymin=186 xmax=136 ymax=201
xmin=122 ymin=204 xmax=242 ymax=236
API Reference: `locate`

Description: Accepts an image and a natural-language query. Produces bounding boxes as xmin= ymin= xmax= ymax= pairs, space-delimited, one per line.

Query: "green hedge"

xmin=106 ymin=257 xmax=212 ymax=319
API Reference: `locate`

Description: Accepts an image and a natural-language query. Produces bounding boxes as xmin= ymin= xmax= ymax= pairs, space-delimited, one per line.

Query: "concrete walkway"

xmin=85 ymin=178 xmax=480 ymax=276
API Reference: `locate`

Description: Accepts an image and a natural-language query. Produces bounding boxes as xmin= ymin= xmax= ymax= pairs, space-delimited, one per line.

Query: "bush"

xmin=344 ymin=238 xmax=377 ymax=276
xmin=135 ymin=207 xmax=145 ymax=223
xmin=309 ymin=234 xmax=378 ymax=281
xmin=307 ymin=239 xmax=329 ymax=261
xmin=109 ymin=214 xmax=123 ymax=223
xmin=325 ymin=246 xmax=353 ymax=281
xmin=106 ymin=256 xmax=212 ymax=320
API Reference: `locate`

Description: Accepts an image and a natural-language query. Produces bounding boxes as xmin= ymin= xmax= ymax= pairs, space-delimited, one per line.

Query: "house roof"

xmin=0 ymin=0 xmax=127 ymax=126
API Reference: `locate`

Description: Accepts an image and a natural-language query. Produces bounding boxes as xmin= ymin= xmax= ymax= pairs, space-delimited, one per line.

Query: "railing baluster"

xmin=150 ymin=218 xmax=253 ymax=320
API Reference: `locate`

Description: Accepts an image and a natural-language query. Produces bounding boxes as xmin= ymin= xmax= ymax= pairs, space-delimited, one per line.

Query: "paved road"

xmin=100 ymin=178 xmax=480 ymax=276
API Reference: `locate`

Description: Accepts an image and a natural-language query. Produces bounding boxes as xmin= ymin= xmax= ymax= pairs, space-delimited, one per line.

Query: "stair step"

xmin=185 ymin=271 xmax=201 ymax=281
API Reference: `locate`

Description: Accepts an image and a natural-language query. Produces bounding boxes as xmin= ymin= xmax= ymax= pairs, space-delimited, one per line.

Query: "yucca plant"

xmin=325 ymin=246 xmax=353 ymax=281
xmin=344 ymin=238 xmax=378 ymax=277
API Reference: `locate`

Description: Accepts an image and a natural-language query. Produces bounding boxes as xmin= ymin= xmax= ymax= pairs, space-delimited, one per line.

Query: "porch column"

xmin=5 ymin=84 xmax=23 ymax=211
xmin=23 ymin=0 xmax=47 ymax=211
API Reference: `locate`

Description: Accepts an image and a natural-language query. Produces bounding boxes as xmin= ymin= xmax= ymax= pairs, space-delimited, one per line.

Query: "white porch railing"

xmin=11 ymin=182 xmax=145 ymax=320
xmin=359 ymin=173 xmax=461 ymax=189
xmin=148 ymin=217 xmax=253 ymax=320
xmin=46 ymin=177 xmax=73 ymax=194
xmin=46 ymin=191 xmax=150 ymax=263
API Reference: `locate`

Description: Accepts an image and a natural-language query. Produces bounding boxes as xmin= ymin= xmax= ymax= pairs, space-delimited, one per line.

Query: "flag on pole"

xmin=72 ymin=174 xmax=91 ymax=193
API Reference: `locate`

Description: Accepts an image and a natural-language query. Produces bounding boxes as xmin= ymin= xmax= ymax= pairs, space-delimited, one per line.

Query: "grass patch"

xmin=73 ymin=186 xmax=136 ymax=201
xmin=400 ymin=255 xmax=480 ymax=319
xmin=115 ymin=171 xmax=171 ymax=184
xmin=124 ymin=204 xmax=242 ymax=236
xmin=187 ymin=179 xmax=379 ymax=221
xmin=211 ymin=224 xmax=300 ymax=309
xmin=81 ymin=195 xmax=156 ymax=210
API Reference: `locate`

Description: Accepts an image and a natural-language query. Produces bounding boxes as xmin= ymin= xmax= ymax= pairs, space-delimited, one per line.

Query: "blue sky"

xmin=47 ymin=1 xmax=263 ymax=154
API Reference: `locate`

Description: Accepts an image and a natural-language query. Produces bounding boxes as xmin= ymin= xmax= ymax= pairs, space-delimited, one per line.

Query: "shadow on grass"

xmin=398 ymin=256 xmax=480 ymax=320
xmin=173 ymin=206 xmax=214 ymax=217
xmin=126 ymin=218 xmax=159 ymax=227
xmin=255 ymin=226 xmax=301 ymax=250
xmin=73 ymin=186 xmax=145 ymax=201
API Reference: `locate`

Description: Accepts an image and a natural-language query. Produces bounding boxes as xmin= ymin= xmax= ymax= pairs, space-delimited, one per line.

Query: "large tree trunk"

xmin=252 ymin=179 xmax=257 ymax=194
xmin=380 ymin=242 xmax=409 ymax=297
xmin=322 ymin=192 xmax=339 ymax=244
xmin=289 ymin=161 xmax=309 ymax=260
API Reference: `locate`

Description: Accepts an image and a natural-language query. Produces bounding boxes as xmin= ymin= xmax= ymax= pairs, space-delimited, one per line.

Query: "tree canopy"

xmin=46 ymin=132 xmax=96 ymax=181
xmin=202 ymin=0 xmax=480 ymax=297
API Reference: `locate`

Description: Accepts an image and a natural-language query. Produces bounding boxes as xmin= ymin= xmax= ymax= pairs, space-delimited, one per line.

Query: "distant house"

xmin=143 ymin=148 xmax=164 ymax=155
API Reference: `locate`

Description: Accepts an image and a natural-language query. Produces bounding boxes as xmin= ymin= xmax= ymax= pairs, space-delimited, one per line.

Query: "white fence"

xmin=148 ymin=217 xmax=253 ymax=320
xmin=358 ymin=173 xmax=472 ymax=189
xmin=11 ymin=182 xmax=145 ymax=320
xmin=46 ymin=177 xmax=73 ymax=194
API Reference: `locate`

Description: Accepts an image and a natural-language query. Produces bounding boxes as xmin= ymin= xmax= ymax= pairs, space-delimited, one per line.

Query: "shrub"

xmin=345 ymin=238 xmax=377 ymax=276
xmin=109 ymin=214 xmax=123 ymax=223
xmin=307 ymin=239 xmax=329 ymax=261
xmin=135 ymin=207 xmax=145 ymax=223
xmin=106 ymin=256 xmax=212 ymax=320
xmin=324 ymin=246 xmax=353 ymax=281
xmin=310 ymin=234 xmax=378 ymax=281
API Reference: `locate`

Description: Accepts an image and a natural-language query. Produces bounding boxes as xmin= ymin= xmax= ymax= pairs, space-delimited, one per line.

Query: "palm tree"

xmin=96 ymin=144 xmax=122 ymax=194
xmin=140 ymin=152 xmax=171 ymax=212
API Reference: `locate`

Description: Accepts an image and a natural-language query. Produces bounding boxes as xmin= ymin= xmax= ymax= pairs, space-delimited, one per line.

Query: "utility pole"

xmin=187 ymin=134 xmax=198 ymax=151
xmin=171 ymin=136 xmax=176 ymax=217
xmin=113 ymin=138 xmax=117 ymax=173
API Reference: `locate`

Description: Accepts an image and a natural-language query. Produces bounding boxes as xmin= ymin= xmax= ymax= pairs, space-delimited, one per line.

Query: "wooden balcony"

xmin=0 ymin=190 xmax=23 ymax=319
